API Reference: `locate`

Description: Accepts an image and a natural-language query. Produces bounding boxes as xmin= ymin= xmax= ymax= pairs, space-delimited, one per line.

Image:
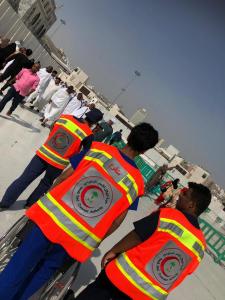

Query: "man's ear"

xmin=189 ymin=200 xmax=197 ymax=210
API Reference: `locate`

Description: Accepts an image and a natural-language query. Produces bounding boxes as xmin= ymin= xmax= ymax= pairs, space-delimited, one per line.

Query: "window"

xmin=31 ymin=13 xmax=41 ymax=26
xmin=175 ymin=165 xmax=187 ymax=176
xmin=44 ymin=2 xmax=50 ymax=9
xmin=46 ymin=8 xmax=52 ymax=15
xmin=74 ymin=68 xmax=80 ymax=74
xmin=79 ymin=86 xmax=90 ymax=96
xmin=36 ymin=25 xmax=45 ymax=35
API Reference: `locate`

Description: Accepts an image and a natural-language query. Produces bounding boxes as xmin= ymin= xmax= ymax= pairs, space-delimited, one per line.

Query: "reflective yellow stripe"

xmin=116 ymin=254 xmax=167 ymax=300
xmin=38 ymin=147 xmax=69 ymax=168
xmin=42 ymin=145 xmax=69 ymax=163
xmin=47 ymin=193 xmax=101 ymax=244
xmin=84 ymin=155 xmax=104 ymax=167
xmin=117 ymin=181 xmax=133 ymax=204
xmin=37 ymin=200 xmax=94 ymax=251
xmin=158 ymin=217 xmax=205 ymax=261
xmin=127 ymin=173 xmax=138 ymax=193
xmin=123 ymin=254 xmax=167 ymax=296
xmin=84 ymin=148 xmax=138 ymax=204
xmin=116 ymin=260 xmax=157 ymax=300
xmin=58 ymin=117 xmax=87 ymax=140
xmin=90 ymin=148 xmax=112 ymax=159
xmin=85 ymin=156 xmax=135 ymax=204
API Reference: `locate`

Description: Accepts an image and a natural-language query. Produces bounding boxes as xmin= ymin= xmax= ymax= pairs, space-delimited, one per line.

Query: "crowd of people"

xmin=0 ymin=37 xmax=212 ymax=300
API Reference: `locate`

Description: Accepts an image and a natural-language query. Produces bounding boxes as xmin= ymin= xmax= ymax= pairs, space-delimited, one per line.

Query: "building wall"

xmin=186 ymin=165 xmax=210 ymax=184
xmin=166 ymin=145 xmax=180 ymax=157
xmin=59 ymin=68 xmax=89 ymax=89
xmin=0 ymin=0 xmax=61 ymax=71
xmin=145 ymin=148 xmax=168 ymax=166
xmin=130 ymin=108 xmax=148 ymax=125
xmin=8 ymin=0 xmax=56 ymax=38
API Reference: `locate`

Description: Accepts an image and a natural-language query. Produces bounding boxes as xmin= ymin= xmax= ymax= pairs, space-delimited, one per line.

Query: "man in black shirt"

xmin=0 ymin=48 xmax=33 ymax=94
xmin=0 ymin=42 xmax=16 ymax=69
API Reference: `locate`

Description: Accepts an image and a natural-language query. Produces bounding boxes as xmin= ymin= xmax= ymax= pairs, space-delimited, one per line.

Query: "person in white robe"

xmin=26 ymin=66 xmax=53 ymax=104
xmin=41 ymin=85 xmax=74 ymax=126
xmin=62 ymin=92 xmax=84 ymax=115
xmin=72 ymin=103 xmax=96 ymax=118
xmin=35 ymin=77 xmax=61 ymax=113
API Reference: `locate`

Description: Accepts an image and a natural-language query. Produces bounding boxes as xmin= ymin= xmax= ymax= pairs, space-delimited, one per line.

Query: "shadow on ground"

xmin=72 ymin=248 xmax=101 ymax=294
xmin=0 ymin=114 xmax=40 ymax=133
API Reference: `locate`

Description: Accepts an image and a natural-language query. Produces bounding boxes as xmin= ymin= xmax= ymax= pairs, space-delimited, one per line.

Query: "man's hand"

xmin=101 ymin=250 xmax=117 ymax=269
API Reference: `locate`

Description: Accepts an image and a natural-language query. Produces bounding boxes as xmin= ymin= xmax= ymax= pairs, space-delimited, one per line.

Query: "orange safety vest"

xmin=27 ymin=142 xmax=144 ymax=262
xmin=36 ymin=114 xmax=92 ymax=169
xmin=106 ymin=208 xmax=206 ymax=300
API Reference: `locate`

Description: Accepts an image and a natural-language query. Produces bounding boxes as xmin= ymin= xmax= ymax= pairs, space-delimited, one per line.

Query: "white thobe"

xmin=71 ymin=106 xmax=90 ymax=118
xmin=36 ymin=68 xmax=52 ymax=95
xmin=44 ymin=88 xmax=71 ymax=121
xmin=62 ymin=96 xmax=84 ymax=115
xmin=26 ymin=68 xmax=52 ymax=102
xmin=33 ymin=80 xmax=61 ymax=111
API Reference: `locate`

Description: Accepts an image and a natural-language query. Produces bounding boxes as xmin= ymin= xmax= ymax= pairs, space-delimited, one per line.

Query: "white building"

xmin=186 ymin=165 xmax=210 ymax=184
xmin=59 ymin=67 xmax=89 ymax=90
xmin=8 ymin=0 xmax=56 ymax=38
xmin=130 ymin=108 xmax=148 ymax=125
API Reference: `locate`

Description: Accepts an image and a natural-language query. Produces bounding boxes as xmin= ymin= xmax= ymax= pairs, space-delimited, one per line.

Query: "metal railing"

xmin=199 ymin=218 xmax=225 ymax=267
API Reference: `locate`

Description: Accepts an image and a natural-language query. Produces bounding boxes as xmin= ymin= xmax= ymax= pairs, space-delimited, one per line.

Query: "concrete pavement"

xmin=0 ymin=105 xmax=225 ymax=299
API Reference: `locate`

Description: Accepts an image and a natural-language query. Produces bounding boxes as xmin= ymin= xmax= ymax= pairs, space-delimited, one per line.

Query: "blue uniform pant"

xmin=1 ymin=155 xmax=62 ymax=207
xmin=0 ymin=223 xmax=71 ymax=300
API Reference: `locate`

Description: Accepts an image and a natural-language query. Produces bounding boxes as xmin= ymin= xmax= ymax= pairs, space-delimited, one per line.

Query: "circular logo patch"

xmin=151 ymin=247 xmax=186 ymax=286
xmin=71 ymin=176 xmax=113 ymax=218
xmin=52 ymin=132 xmax=70 ymax=149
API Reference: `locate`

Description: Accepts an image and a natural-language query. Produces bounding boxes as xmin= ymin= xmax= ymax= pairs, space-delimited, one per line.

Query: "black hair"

xmin=188 ymin=182 xmax=211 ymax=216
xmin=47 ymin=66 xmax=53 ymax=72
xmin=26 ymin=49 xmax=33 ymax=56
xmin=85 ymin=117 xmax=95 ymax=126
xmin=55 ymin=77 xmax=61 ymax=81
xmin=172 ymin=178 xmax=180 ymax=189
xmin=52 ymin=70 xmax=57 ymax=74
xmin=85 ymin=109 xmax=103 ymax=125
xmin=119 ymin=129 xmax=123 ymax=132
xmin=127 ymin=123 xmax=158 ymax=153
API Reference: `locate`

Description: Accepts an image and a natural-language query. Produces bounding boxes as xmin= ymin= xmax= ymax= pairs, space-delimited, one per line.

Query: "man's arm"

xmin=101 ymin=211 xmax=160 ymax=268
xmin=4 ymin=52 xmax=18 ymax=63
xmin=104 ymin=209 xmax=128 ymax=239
xmin=101 ymin=230 xmax=141 ymax=268
xmin=51 ymin=166 xmax=74 ymax=188
xmin=30 ymin=78 xmax=40 ymax=94
xmin=144 ymin=165 xmax=168 ymax=194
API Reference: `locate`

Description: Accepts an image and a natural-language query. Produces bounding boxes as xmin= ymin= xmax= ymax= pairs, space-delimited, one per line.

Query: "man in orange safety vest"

xmin=73 ymin=182 xmax=211 ymax=300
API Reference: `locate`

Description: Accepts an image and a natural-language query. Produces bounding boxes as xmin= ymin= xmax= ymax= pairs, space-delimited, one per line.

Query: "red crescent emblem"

xmin=80 ymin=185 xmax=104 ymax=208
xmin=160 ymin=256 xmax=180 ymax=277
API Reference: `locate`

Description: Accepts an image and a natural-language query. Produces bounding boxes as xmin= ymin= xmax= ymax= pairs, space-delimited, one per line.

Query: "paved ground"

xmin=0 ymin=104 xmax=225 ymax=299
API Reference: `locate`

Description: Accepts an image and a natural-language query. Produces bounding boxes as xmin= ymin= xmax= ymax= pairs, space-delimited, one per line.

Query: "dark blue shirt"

xmin=70 ymin=149 xmax=140 ymax=211
xmin=134 ymin=210 xmax=200 ymax=241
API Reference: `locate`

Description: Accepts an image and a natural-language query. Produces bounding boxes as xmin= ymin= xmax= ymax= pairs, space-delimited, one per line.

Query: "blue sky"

xmin=49 ymin=0 xmax=225 ymax=188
